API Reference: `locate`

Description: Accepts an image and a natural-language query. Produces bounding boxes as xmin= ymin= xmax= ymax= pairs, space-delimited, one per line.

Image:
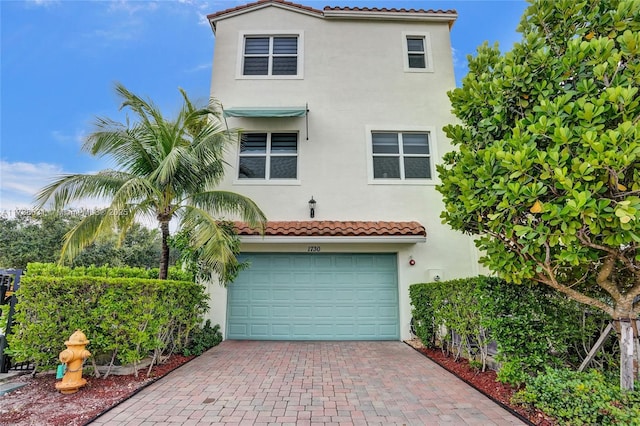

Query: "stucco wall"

xmin=206 ymin=5 xmax=481 ymax=340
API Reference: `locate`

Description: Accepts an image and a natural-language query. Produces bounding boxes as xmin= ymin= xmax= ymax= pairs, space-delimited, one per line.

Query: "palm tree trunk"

xmin=159 ymin=221 xmax=170 ymax=280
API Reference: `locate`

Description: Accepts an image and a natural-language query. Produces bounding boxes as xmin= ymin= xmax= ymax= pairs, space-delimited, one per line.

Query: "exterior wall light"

xmin=308 ymin=196 xmax=316 ymax=218
xmin=409 ymin=256 xmax=416 ymax=266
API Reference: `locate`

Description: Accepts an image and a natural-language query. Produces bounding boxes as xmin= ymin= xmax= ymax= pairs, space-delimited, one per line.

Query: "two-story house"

xmin=205 ymin=0 xmax=480 ymax=341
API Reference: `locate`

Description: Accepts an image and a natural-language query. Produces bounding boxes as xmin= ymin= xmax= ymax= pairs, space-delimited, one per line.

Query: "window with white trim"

xmin=242 ymin=36 xmax=298 ymax=76
xmin=407 ymin=37 xmax=426 ymax=68
xmin=371 ymin=132 xmax=431 ymax=179
xmin=238 ymin=133 xmax=298 ymax=179
xmin=402 ymin=32 xmax=433 ymax=72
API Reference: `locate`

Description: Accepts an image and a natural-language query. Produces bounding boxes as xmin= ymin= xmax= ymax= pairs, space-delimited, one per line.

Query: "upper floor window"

xmin=402 ymin=32 xmax=433 ymax=73
xmin=407 ymin=37 xmax=426 ymax=68
xmin=238 ymin=32 xmax=303 ymax=79
xmin=239 ymin=132 xmax=298 ymax=180
xmin=371 ymin=132 xmax=431 ymax=179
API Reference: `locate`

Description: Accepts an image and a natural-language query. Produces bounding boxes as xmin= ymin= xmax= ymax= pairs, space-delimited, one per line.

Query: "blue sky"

xmin=0 ymin=0 xmax=528 ymax=211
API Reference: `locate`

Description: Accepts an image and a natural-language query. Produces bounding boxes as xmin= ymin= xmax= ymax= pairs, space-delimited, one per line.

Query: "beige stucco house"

xmin=204 ymin=0 xmax=480 ymax=341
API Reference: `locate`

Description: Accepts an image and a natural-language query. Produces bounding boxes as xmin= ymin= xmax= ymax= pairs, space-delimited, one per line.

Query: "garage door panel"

xmin=314 ymin=272 xmax=334 ymax=284
xmin=315 ymin=289 xmax=333 ymax=299
xmin=250 ymin=306 xmax=269 ymax=318
xmin=251 ymin=289 xmax=270 ymax=301
xmin=250 ymin=324 xmax=269 ymax=337
xmin=379 ymin=323 xmax=400 ymax=337
xmin=272 ymin=306 xmax=290 ymax=318
xmin=271 ymin=324 xmax=291 ymax=336
xmin=315 ymin=306 xmax=334 ymax=317
xmin=229 ymin=305 xmax=249 ymax=316
xmin=292 ymin=324 xmax=314 ymax=336
xmin=228 ymin=323 xmax=248 ymax=335
xmin=292 ymin=305 xmax=312 ymax=317
xmin=227 ymin=253 xmax=399 ymax=340
xmin=272 ymin=289 xmax=291 ymax=301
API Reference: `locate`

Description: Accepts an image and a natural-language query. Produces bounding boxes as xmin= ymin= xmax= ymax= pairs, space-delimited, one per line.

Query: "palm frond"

xmin=34 ymin=170 xmax=133 ymax=210
xmin=180 ymin=207 xmax=240 ymax=281
xmin=59 ymin=208 xmax=117 ymax=263
xmin=189 ymin=190 xmax=267 ymax=231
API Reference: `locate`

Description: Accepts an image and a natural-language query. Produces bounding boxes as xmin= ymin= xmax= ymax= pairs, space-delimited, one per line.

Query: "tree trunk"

xmin=159 ymin=221 xmax=170 ymax=280
xmin=617 ymin=317 xmax=638 ymax=391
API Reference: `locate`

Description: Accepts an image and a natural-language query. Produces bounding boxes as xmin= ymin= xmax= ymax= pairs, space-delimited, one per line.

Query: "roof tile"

xmin=323 ymin=6 xmax=456 ymax=14
xmin=208 ymin=0 xmax=455 ymax=20
xmin=234 ymin=221 xmax=426 ymax=237
xmin=207 ymin=0 xmax=323 ymax=19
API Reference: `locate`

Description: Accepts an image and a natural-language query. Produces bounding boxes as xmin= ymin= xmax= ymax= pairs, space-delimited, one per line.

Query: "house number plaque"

xmin=307 ymin=246 xmax=321 ymax=252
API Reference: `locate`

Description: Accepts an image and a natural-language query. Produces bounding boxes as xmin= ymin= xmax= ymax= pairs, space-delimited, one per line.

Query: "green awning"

xmin=223 ymin=106 xmax=308 ymax=118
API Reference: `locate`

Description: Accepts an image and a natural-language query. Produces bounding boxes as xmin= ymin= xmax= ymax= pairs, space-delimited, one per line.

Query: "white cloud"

xmin=51 ymin=129 xmax=86 ymax=146
xmin=185 ymin=62 xmax=211 ymax=73
xmin=27 ymin=0 xmax=60 ymax=7
xmin=0 ymin=161 xmax=64 ymax=209
xmin=0 ymin=161 xmax=108 ymax=213
xmin=107 ymin=0 xmax=159 ymax=15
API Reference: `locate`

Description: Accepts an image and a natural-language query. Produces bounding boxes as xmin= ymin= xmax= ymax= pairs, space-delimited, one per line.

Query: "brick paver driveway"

xmin=91 ymin=341 xmax=525 ymax=425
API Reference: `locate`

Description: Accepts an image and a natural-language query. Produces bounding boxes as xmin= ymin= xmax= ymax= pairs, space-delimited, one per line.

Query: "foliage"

xmin=25 ymin=262 xmax=193 ymax=282
xmin=478 ymin=277 xmax=613 ymax=384
xmin=0 ymin=211 xmax=167 ymax=270
xmin=182 ymin=320 xmax=223 ymax=356
xmin=169 ymin=221 xmax=248 ymax=286
xmin=72 ymin=223 xmax=167 ymax=268
xmin=513 ymin=368 xmax=640 ymax=425
xmin=6 ymin=272 xmax=208 ymax=373
xmin=438 ymin=0 xmax=640 ymax=318
xmin=436 ymin=0 xmax=640 ymax=389
xmin=408 ymin=284 xmax=436 ymax=347
xmin=34 ymin=83 xmax=266 ymax=280
xmin=0 ymin=210 xmax=78 ymax=269
xmin=409 ymin=276 xmax=610 ymax=385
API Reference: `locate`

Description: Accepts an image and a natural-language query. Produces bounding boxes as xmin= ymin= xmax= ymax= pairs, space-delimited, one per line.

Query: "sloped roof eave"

xmin=207 ymin=0 xmax=457 ymax=32
xmin=234 ymin=220 xmax=427 ymax=242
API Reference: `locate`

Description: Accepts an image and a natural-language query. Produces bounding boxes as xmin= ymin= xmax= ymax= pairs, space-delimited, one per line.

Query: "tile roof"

xmin=207 ymin=0 xmax=323 ymax=20
xmin=207 ymin=0 xmax=456 ymax=20
xmin=234 ymin=221 xmax=426 ymax=237
xmin=323 ymin=5 xmax=456 ymax=14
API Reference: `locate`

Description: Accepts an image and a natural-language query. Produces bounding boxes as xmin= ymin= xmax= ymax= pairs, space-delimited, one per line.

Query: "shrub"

xmin=513 ymin=368 xmax=640 ymax=425
xmin=6 ymin=273 xmax=208 ymax=373
xmin=182 ymin=320 xmax=223 ymax=356
xmin=409 ymin=276 xmax=610 ymax=385
xmin=25 ymin=261 xmax=193 ymax=281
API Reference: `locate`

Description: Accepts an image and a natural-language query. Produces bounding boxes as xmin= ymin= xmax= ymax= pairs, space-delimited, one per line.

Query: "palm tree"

xmin=35 ymin=83 xmax=266 ymax=280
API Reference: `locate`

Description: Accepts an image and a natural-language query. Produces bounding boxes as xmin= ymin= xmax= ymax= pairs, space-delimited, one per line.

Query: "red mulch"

xmin=409 ymin=342 xmax=556 ymax=425
xmin=0 ymin=354 xmax=194 ymax=426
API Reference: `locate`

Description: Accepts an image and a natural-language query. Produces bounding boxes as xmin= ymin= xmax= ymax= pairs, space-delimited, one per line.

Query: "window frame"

xmin=236 ymin=131 xmax=301 ymax=184
xmin=365 ymin=125 xmax=438 ymax=185
xmin=236 ymin=30 xmax=304 ymax=80
xmin=401 ymin=31 xmax=434 ymax=73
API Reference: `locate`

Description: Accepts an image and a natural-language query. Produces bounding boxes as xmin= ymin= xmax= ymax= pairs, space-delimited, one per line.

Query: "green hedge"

xmin=25 ymin=261 xmax=193 ymax=281
xmin=7 ymin=273 xmax=208 ymax=373
xmin=409 ymin=276 xmax=609 ymax=385
xmin=513 ymin=368 xmax=640 ymax=425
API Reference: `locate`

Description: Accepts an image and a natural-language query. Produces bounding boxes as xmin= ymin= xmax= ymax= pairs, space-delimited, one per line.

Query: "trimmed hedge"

xmin=25 ymin=261 xmax=193 ymax=281
xmin=409 ymin=276 xmax=610 ymax=385
xmin=7 ymin=271 xmax=208 ymax=373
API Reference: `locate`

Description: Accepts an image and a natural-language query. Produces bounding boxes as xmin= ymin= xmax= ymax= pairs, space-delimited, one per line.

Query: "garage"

xmin=226 ymin=253 xmax=399 ymax=340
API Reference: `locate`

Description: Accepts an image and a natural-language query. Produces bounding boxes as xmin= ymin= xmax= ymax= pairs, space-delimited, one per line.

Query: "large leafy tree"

xmin=0 ymin=210 xmax=75 ymax=269
xmin=0 ymin=211 xmax=166 ymax=270
xmin=36 ymin=83 xmax=266 ymax=280
xmin=438 ymin=0 xmax=639 ymax=389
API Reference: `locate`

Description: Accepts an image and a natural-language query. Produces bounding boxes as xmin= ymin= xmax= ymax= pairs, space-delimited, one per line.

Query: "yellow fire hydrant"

xmin=55 ymin=330 xmax=91 ymax=394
